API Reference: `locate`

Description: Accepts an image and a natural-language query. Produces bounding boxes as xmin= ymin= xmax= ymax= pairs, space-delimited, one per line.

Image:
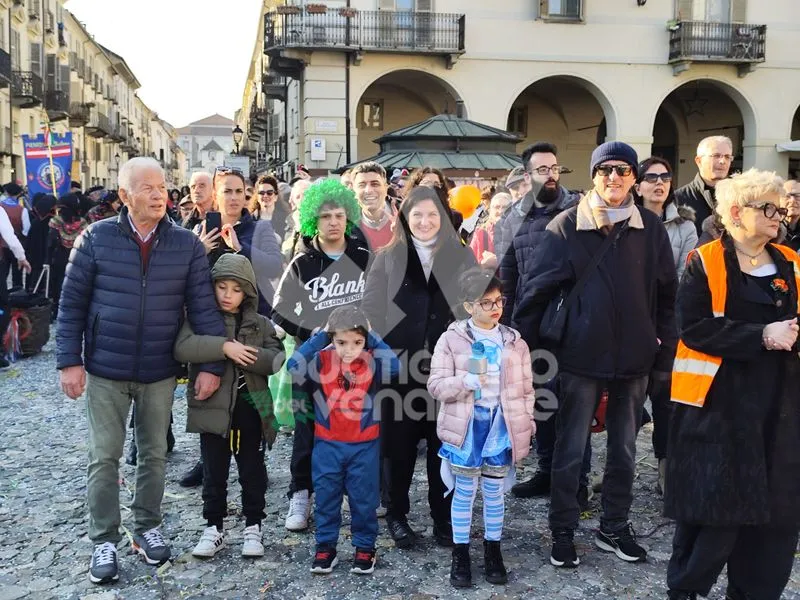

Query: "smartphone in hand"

xmin=204 ymin=211 xmax=222 ymax=233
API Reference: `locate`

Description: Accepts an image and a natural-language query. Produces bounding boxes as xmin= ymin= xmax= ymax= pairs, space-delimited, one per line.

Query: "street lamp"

xmin=232 ymin=125 xmax=243 ymax=155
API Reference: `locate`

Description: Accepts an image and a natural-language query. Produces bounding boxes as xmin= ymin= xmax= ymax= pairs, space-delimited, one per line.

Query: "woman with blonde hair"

xmin=665 ymin=168 xmax=800 ymax=600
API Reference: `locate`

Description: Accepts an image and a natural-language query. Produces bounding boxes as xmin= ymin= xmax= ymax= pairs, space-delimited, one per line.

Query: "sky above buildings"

xmin=65 ymin=0 xmax=262 ymax=129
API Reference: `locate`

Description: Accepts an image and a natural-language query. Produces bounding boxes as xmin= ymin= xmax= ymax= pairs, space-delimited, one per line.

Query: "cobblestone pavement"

xmin=1 ymin=337 xmax=799 ymax=600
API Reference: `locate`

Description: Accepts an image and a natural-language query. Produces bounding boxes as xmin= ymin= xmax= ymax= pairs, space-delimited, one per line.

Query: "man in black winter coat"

xmin=674 ymin=135 xmax=733 ymax=236
xmin=512 ymin=142 xmax=677 ymax=569
xmin=493 ymin=142 xmax=590 ymax=504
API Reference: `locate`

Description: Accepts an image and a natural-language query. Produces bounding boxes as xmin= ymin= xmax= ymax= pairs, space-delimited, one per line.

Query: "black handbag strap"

xmin=556 ymin=220 xmax=626 ymax=315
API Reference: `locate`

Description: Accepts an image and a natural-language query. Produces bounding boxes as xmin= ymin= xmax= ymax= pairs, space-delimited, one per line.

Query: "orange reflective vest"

xmin=671 ymin=238 xmax=800 ymax=408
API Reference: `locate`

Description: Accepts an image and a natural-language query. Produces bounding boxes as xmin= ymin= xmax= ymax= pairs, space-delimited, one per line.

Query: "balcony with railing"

xmin=264 ymin=9 xmax=466 ymax=72
xmin=11 ymin=71 xmax=43 ymax=108
xmin=45 ymin=89 xmax=69 ymax=121
xmin=262 ymin=73 xmax=287 ymax=101
xmin=668 ymin=21 xmax=766 ymax=75
xmin=0 ymin=48 xmax=10 ymax=89
xmin=86 ymin=112 xmax=112 ymax=138
xmin=28 ymin=0 xmax=41 ymax=20
xmin=68 ymin=102 xmax=90 ymax=126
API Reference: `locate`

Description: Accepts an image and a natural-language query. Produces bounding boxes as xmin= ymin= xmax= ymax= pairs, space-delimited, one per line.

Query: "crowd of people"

xmin=41 ymin=134 xmax=800 ymax=599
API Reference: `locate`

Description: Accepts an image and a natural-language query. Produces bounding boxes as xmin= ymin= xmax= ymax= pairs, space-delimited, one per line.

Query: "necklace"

xmin=734 ymin=244 xmax=765 ymax=266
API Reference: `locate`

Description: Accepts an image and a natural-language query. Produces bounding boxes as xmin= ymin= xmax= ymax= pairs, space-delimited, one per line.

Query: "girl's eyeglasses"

xmin=473 ymin=297 xmax=506 ymax=311
xmin=744 ymin=203 xmax=788 ymax=219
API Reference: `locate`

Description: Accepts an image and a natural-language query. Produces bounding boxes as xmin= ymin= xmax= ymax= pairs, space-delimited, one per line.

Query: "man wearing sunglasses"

xmin=512 ymin=141 xmax=677 ymax=570
xmin=675 ymin=135 xmax=734 ymax=236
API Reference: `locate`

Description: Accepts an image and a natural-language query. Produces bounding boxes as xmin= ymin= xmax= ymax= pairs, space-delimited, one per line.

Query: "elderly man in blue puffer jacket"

xmin=56 ymin=157 xmax=226 ymax=585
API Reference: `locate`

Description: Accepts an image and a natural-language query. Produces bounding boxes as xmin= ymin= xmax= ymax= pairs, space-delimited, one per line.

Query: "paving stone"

xmin=1 ymin=335 xmax=799 ymax=599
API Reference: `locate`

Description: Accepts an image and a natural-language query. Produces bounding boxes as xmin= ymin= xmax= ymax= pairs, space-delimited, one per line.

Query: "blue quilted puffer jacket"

xmin=56 ymin=207 xmax=226 ymax=382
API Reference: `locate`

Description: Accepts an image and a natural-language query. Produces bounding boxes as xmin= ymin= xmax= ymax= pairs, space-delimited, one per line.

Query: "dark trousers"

xmin=549 ymin=373 xmax=648 ymax=531
xmin=313 ymin=438 xmax=380 ymax=549
xmin=668 ymin=521 xmax=799 ymax=599
xmin=383 ymin=386 xmax=451 ymax=524
xmin=2 ymin=248 xmax=22 ymax=288
xmin=0 ymin=256 xmax=9 ymax=340
xmin=646 ymin=371 xmax=671 ymax=459
xmin=200 ymin=399 xmax=267 ymax=527
xmin=288 ymin=383 xmax=314 ymax=497
xmin=535 ymin=409 xmax=592 ymax=487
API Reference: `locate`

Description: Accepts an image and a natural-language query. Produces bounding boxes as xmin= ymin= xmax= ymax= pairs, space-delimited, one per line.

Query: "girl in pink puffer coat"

xmin=427 ymin=269 xmax=535 ymax=589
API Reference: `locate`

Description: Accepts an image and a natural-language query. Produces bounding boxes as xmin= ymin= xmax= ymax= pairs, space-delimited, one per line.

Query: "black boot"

xmin=449 ymin=543 xmax=471 ymax=588
xmin=667 ymin=591 xmax=697 ymax=600
xmin=483 ymin=540 xmax=507 ymax=584
xmin=179 ymin=460 xmax=203 ymax=488
xmin=125 ymin=439 xmax=137 ymax=466
xmin=510 ymin=471 xmax=550 ymax=498
xmin=432 ymin=521 xmax=454 ymax=547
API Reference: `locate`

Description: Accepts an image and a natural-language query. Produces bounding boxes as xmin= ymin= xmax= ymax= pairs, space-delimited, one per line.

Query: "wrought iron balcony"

xmin=264 ymin=9 xmax=465 ymax=69
xmin=68 ymin=102 xmax=90 ymax=126
xmin=262 ymin=73 xmax=286 ymax=101
xmin=45 ymin=89 xmax=69 ymax=121
xmin=86 ymin=112 xmax=112 ymax=138
xmin=11 ymin=71 xmax=43 ymax=108
xmin=0 ymin=48 xmax=10 ymax=89
xmin=669 ymin=21 xmax=766 ymax=72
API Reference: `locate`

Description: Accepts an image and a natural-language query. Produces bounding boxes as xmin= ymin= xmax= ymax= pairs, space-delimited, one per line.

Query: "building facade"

xmin=176 ymin=114 xmax=236 ymax=181
xmin=0 ymin=0 xmax=181 ymax=190
xmin=240 ymin=0 xmax=800 ymax=188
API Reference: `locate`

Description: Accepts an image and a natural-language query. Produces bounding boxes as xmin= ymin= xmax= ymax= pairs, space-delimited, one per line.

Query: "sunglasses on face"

xmin=258 ymin=189 xmax=276 ymax=196
xmin=473 ymin=297 xmax=506 ymax=311
xmin=744 ymin=203 xmax=789 ymax=219
xmin=214 ymin=166 xmax=243 ymax=176
xmin=640 ymin=173 xmax=673 ymax=184
xmin=595 ymin=165 xmax=633 ymax=178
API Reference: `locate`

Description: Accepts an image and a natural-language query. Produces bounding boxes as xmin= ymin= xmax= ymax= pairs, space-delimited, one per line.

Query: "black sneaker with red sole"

xmin=350 ymin=547 xmax=376 ymax=574
xmin=310 ymin=546 xmax=338 ymax=574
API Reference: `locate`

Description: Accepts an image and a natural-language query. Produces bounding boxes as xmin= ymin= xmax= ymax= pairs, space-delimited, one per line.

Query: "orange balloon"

xmin=449 ymin=185 xmax=482 ymax=219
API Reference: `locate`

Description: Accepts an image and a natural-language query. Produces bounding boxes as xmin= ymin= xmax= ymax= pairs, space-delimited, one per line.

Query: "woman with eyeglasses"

xmin=665 ymin=168 xmax=800 ymax=600
xmin=632 ymin=157 xmax=698 ymax=497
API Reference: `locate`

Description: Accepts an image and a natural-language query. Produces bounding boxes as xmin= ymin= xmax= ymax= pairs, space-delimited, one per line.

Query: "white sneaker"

xmin=285 ymin=489 xmax=311 ymax=531
xmin=242 ymin=524 xmax=264 ymax=557
xmin=192 ymin=526 xmax=225 ymax=558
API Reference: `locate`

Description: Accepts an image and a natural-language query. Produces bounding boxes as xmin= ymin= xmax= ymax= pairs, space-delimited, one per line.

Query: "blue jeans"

xmin=549 ymin=373 xmax=648 ymax=532
xmin=312 ymin=438 xmax=379 ymax=549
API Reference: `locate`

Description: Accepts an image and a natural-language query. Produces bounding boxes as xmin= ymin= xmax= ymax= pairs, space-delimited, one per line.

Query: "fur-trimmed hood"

xmin=664 ymin=203 xmax=696 ymax=224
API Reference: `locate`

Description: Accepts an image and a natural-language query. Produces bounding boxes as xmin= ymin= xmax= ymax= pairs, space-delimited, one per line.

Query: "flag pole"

xmin=43 ymin=117 xmax=58 ymax=198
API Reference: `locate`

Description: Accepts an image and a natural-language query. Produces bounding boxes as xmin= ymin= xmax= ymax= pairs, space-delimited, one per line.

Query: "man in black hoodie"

xmin=272 ymin=179 xmax=370 ymax=533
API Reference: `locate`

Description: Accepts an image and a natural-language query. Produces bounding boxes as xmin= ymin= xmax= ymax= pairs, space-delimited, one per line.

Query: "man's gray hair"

xmin=119 ymin=157 xmax=164 ymax=192
xmin=697 ymin=135 xmax=733 ymax=157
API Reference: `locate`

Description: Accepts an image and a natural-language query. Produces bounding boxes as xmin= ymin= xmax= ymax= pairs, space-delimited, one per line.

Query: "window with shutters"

xmin=10 ymin=30 xmax=19 ymax=67
xmin=59 ymin=64 xmax=69 ymax=95
xmin=30 ymin=42 xmax=42 ymax=76
xmin=507 ymin=106 xmax=528 ymax=137
xmin=378 ymin=0 xmax=432 ymax=10
xmin=361 ymin=99 xmax=383 ymax=130
xmin=540 ymin=0 xmax=582 ymax=21
xmin=677 ymin=0 xmax=747 ymax=22
xmin=45 ymin=54 xmax=57 ymax=92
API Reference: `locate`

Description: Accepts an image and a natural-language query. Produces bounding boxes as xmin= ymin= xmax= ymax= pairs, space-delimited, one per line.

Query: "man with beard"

xmin=492 ymin=143 xmax=590 ymax=504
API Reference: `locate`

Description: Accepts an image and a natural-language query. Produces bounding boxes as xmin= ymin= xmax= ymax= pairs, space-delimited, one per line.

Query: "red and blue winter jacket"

xmin=287 ymin=330 xmax=400 ymax=443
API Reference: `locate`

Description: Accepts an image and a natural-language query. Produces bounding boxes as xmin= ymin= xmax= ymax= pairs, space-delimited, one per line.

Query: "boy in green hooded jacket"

xmin=174 ymin=253 xmax=285 ymax=559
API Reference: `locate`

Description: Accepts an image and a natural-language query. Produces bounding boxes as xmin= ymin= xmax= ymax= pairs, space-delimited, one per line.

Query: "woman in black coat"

xmin=665 ymin=169 xmax=800 ymax=600
xmin=361 ymin=186 xmax=476 ymax=549
xmin=48 ymin=194 xmax=87 ymax=320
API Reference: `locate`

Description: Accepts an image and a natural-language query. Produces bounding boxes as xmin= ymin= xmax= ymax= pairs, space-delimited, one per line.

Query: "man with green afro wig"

xmin=272 ymin=177 xmax=372 ymax=531
xmin=298 ymin=179 xmax=362 ymax=238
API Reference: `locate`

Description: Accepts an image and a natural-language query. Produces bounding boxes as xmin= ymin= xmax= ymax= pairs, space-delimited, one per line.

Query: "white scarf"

xmin=412 ymin=235 xmax=438 ymax=281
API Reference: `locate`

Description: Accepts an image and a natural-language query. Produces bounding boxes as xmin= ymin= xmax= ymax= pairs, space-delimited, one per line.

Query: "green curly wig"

xmin=298 ymin=179 xmax=362 ymax=237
